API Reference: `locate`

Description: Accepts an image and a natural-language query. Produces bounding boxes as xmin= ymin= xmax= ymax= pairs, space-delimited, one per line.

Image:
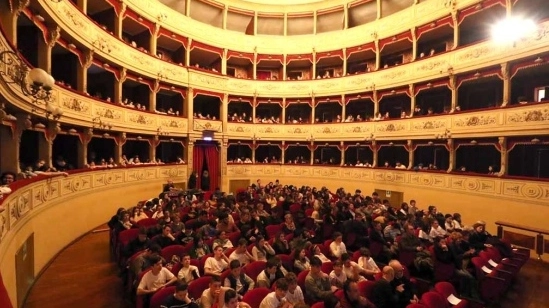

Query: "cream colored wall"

xmin=0 ymin=166 xmax=188 ymax=307
xmin=225 ymin=165 xmax=549 ymax=236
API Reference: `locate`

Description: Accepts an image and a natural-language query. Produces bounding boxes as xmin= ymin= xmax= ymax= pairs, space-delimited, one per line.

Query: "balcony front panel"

xmin=125 ymin=0 xmax=478 ymax=53
xmin=225 ymin=103 xmax=549 ymax=140
xmin=37 ymin=0 xmax=549 ymax=97
xmin=225 ymin=165 xmax=549 ymax=231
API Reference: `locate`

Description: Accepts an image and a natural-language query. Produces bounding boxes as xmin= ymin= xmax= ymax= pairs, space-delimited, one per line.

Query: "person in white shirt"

xmin=0 ymin=171 xmax=13 ymax=203
xmin=444 ymin=214 xmax=462 ymax=232
xmin=220 ymin=288 xmax=252 ymax=308
xmin=259 ymin=278 xmax=292 ymax=308
xmin=256 ymin=258 xmax=279 ymax=288
xmin=213 ymin=231 xmax=234 ymax=251
xmin=311 ymin=245 xmax=330 ymax=263
xmin=284 ymin=273 xmax=305 ymax=305
xmin=329 ymin=261 xmax=347 ymax=289
xmin=429 ymin=220 xmax=448 ymax=241
xmin=229 ymin=239 xmax=255 ymax=266
xmin=137 ymin=255 xmax=178 ymax=296
xmin=200 ymin=276 xmax=230 ymax=308
xmin=252 ymin=236 xmax=275 ymax=262
xmin=329 ymin=232 xmax=347 ymax=259
xmin=177 ymin=254 xmax=200 ymax=283
xmin=341 ymin=253 xmax=367 ymax=281
xmin=357 ymin=248 xmax=380 ymax=277
xmin=204 ymin=245 xmax=230 ymax=277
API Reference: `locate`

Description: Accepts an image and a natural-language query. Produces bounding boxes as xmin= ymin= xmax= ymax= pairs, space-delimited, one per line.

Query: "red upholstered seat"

xmin=241 ymin=287 xmax=271 ymax=308
xmin=188 ymin=276 xmax=212 ymax=301
xmin=0 ymin=272 xmax=13 ymax=308
xmin=150 ymin=286 xmax=176 ymax=308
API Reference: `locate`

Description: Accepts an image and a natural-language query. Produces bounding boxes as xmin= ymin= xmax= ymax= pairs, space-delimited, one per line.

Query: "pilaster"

xmin=447 ymin=138 xmax=455 ymax=173
xmin=407 ymin=139 xmax=413 ymax=169
xmin=498 ymin=137 xmax=508 ymax=176
xmin=150 ymin=79 xmax=160 ymax=112
xmin=78 ymin=128 xmax=93 ymax=167
xmin=501 ymin=62 xmax=510 ymax=107
xmin=77 ymin=49 xmax=94 ymax=93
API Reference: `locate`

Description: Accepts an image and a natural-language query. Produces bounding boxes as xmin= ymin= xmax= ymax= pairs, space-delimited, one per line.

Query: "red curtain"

xmin=204 ymin=145 xmax=220 ymax=191
xmin=257 ymin=71 xmax=271 ymax=80
xmin=193 ymin=146 xmax=204 ymax=189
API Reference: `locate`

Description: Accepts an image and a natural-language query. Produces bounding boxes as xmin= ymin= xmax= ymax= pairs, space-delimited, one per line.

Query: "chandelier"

xmin=0 ymin=50 xmax=62 ymax=121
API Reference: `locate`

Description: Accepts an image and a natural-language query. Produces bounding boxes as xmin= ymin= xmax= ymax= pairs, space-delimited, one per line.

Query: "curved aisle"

xmin=23 ymin=226 xmax=130 ymax=308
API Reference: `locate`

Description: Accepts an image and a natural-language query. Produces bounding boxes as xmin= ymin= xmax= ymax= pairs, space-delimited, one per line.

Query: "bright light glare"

xmin=491 ymin=17 xmax=537 ymax=43
xmin=203 ymin=137 xmax=213 ymax=141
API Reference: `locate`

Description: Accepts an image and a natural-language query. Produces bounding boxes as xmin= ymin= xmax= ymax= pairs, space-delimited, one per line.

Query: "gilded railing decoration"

xmin=0 ymin=166 xmax=187 ymax=245
xmin=226 ymin=165 xmax=549 ymax=206
xmin=193 ymin=119 xmax=223 ymax=132
xmin=37 ymin=0 xmax=549 ymax=97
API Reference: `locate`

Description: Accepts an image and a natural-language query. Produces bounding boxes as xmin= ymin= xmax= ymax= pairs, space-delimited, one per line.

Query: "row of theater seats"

xmin=109 ymin=196 xmax=530 ymax=308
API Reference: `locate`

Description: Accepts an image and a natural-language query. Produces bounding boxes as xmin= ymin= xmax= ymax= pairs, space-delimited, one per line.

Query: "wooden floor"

xmin=24 ymin=228 xmax=549 ymax=308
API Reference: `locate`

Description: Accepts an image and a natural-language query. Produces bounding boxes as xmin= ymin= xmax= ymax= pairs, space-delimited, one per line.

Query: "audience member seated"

xmin=213 ymin=231 xmax=234 ymax=251
xmin=329 ymin=232 xmax=347 ymax=259
xmin=125 ymin=227 xmax=151 ymax=257
xmin=161 ymin=281 xmax=199 ymax=308
xmin=200 ymin=276 xmax=229 ymax=308
xmin=190 ymin=236 xmax=212 ymax=259
xmin=177 ymin=253 xmax=200 ymax=283
xmin=222 ymin=288 xmax=252 ymax=308
xmin=305 ymin=257 xmax=338 ymax=302
xmin=252 ymin=236 xmax=275 ymax=261
xmin=224 ymin=260 xmax=255 ymax=300
xmin=259 ymin=278 xmax=291 ymax=308
xmin=311 ymin=245 xmax=330 ymax=263
xmin=284 ymin=273 xmax=305 ymax=305
xmin=229 ymin=239 xmax=256 ymax=266
xmin=341 ymin=253 xmax=366 ymax=281
xmin=136 ymin=254 xmax=178 ymax=299
xmin=293 ymin=248 xmax=311 ymax=271
xmin=204 ymin=245 xmax=230 ymax=277
xmin=256 ymin=257 xmax=280 ymax=288
xmin=339 ymin=280 xmax=376 ymax=308
xmin=371 ymin=266 xmax=402 ymax=308
xmin=433 ymin=237 xmax=478 ymax=298
xmin=329 ymin=261 xmax=347 ymax=289
xmin=356 ymin=248 xmax=380 ymax=277
xmin=154 ymin=225 xmax=177 ymax=248
xmin=388 ymin=260 xmax=419 ymax=307
xmin=130 ymin=244 xmax=162 ymax=277
xmin=272 ymin=232 xmax=291 ymax=255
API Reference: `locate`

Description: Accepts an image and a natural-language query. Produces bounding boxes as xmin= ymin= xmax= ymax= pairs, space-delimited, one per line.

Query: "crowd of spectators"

xmin=108 ymin=179 xmax=518 ymax=308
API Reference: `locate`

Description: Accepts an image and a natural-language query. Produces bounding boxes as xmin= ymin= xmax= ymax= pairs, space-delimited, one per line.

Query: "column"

xmin=312 ymin=49 xmax=317 ymax=79
xmin=343 ymin=4 xmax=349 ymax=29
xmin=114 ymin=133 xmax=127 ymax=164
xmin=220 ymin=138 xmax=228 ymax=191
xmin=310 ymin=143 xmax=314 ymax=165
xmin=451 ymin=11 xmax=459 ymax=49
xmin=447 ymin=138 xmax=455 ymax=173
xmin=501 ymin=62 xmax=510 ymax=107
xmin=281 ymin=98 xmax=286 ymax=124
xmin=313 ymin=11 xmax=317 ymax=35
xmin=186 ymin=139 xmax=194 ymax=177
xmin=185 ymin=39 xmax=192 ymax=66
xmin=340 ymin=94 xmax=347 ymax=119
xmin=498 ymin=137 xmax=508 ymax=176
xmin=282 ymin=55 xmax=287 ymax=81
xmin=252 ymin=96 xmax=257 ymax=121
xmin=150 ymin=24 xmax=159 ymax=56
xmin=310 ymin=100 xmax=316 ymax=123
xmin=186 ymin=88 xmax=194 ymax=129
xmin=281 ymin=142 xmax=285 ymax=165
xmin=253 ymin=49 xmax=257 ymax=80
xmin=376 ymin=0 xmax=382 ymax=19
xmin=150 ymin=80 xmax=159 ymax=112
xmin=411 ymin=28 xmax=417 ymax=61
xmin=449 ymin=75 xmax=458 ymax=112
xmin=409 ymin=84 xmax=416 ymax=117
xmin=221 ymin=49 xmax=228 ymax=75
xmin=77 ymin=128 xmax=93 ymax=168
xmin=76 ymin=0 xmax=87 ymax=13
xmin=342 ymin=48 xmax=348 ymax=76
xmin=77 ymin=49 xmax=94 ymax=94
xmin=0 ymin=113 xmax=27 ymax=173
xmin=372 ymin=141 xmax=378 ymax=167
xmin=221 ymin=94 xmax=229 ymax=133
xmin=284 ymin=13 xmax=288 ymax=36
xmin=40 ymin=25 xmax=60 ymax=74
xmin=223 ymin=5 xmax=228 ymax=30
xmin=340 ymin=142 xmax=345 ymax=166
xmin=251 ymin=143 xmax=256 ymax=164
xmin=374 ymin=38 xmax=380 ymax=71
xmin=253 ymin=12 xmax=258 ymax=35
xmin=407 ymin=140 xmax=414 ymax=169
xmin=149 ymin=136 xmax=160 ymax=162
xmin=185 ymin=0 xmax=191 ymax=16
xmin=114 ymin=68 xmax=127 ymax=104
xmin=373 ymin=89 xmax=379 ymax=115
xmin=0 ymin=1 xmax=17 ymax=44
xmin=114 ymin=4 xmax=125 ymax=39
xmin=39 ymin=123 xmax=59 ymax=167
